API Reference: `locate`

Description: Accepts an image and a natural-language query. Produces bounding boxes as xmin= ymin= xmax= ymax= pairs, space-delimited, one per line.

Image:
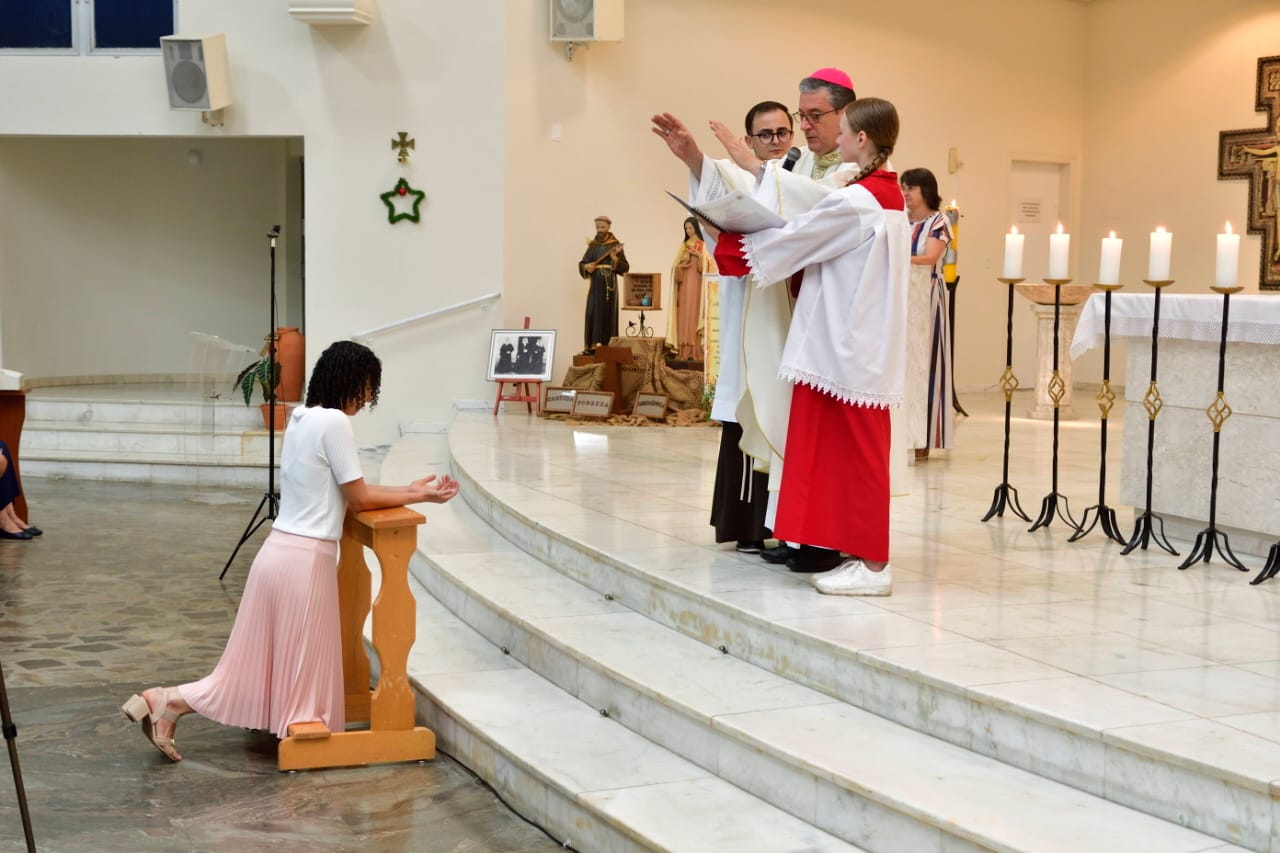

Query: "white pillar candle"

xmin=1148 ymin=226 xmax=1173 ymax=281
xmin=1098 ymin=231 xmax=1122 ymax=285
xmin=1003 ymin=226 xmax=1024 ymax=279
xmin=1048 ymin=223 xmax=1070 ymax=279
xmin=1216 ymin=222 xmax=1240 ymax=287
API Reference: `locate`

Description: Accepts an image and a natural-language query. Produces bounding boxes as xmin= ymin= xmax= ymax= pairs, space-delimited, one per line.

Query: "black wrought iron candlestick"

xmin=947 ymin=279 xmax=969 ymax=417
xmin=1253 ymin=542 xmax=1280 ymax=584
xmin=1121 ymin=279 xmax=1179 ymax=556
xmin=982 ymin=277 xmax=1030 ymax=522
xmin=1028 ymin=278 xmax=1083 ymax=534
xmin=1180 ymin=286 xmax=1248 ymax=572
xmin=1071 ymin=283 xmax=1127 ymax=544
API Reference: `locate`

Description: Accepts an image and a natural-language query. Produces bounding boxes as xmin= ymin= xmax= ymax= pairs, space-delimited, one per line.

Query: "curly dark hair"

xmin=305 ymin=340 xmax=382 ymax=410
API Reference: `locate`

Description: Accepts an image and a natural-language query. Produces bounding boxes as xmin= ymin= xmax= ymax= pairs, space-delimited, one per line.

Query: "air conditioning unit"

xmin=160 ymin=34 xmax=231 ymax=112
xmin=288 ymin=0 xmax=375 ymax=26
xmin=549 ymin=0 xmax=623 ymax=43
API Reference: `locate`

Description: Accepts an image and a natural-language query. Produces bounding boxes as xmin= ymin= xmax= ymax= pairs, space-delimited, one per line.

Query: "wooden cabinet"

xmin=0 ymin=391 xmax=27 ymax=521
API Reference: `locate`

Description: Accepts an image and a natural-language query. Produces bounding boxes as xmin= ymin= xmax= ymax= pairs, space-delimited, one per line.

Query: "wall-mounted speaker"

xmin=549 ymin=0 xmax=623 ymax=43
xmin=160 ymin=34 xmax=231 ymax=112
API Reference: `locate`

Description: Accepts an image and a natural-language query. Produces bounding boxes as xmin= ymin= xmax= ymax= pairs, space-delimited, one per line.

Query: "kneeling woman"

xmin=122 ymin=341 xmax=459 ymax=761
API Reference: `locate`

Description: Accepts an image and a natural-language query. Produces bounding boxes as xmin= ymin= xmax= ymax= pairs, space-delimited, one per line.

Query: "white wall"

xmin=0 ymin=0 xmax=507 ymax=444
xmin=1077 ymin=0 xmax=1280 ymax=387
xmin=6 ymin=0 xmax=1276 ymax=442
xmin=504 ymin=0 xmax=1088 ymax=394
xmin=0 ymin=136 xmax=287 ymax=378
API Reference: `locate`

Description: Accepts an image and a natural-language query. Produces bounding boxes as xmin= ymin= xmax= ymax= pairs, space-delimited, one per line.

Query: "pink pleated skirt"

xmin=178 ymin=530 xmax=344 ymax=738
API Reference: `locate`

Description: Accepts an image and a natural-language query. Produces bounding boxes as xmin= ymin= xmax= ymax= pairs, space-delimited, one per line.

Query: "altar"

xmin=1071 ymin=292 xmax=1280 ymax=555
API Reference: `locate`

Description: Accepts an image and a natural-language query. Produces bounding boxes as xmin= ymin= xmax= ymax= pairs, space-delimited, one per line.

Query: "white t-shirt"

xmin=273 ymin=406 xmax=364 ymax=541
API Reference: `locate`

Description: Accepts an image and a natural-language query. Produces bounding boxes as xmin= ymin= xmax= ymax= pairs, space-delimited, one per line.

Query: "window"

xmin=0 ymin=3 xmax=73 ymax=49
xmin=0 ymin=0 xmax=175 ymax=54
xmin=93 ymin=0 xmax=173 ymax=50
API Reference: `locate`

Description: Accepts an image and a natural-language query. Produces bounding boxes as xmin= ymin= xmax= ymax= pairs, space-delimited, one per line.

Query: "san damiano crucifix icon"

xmin=1219 ymin=54 xmax=1280 ymax=290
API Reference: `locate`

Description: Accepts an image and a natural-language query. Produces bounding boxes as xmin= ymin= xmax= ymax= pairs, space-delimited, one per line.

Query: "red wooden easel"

xmin=493 ymin=317 xmax=542 ymax=415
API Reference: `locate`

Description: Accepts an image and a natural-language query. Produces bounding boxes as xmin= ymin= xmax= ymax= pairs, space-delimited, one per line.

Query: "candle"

xmin=1003 ymin=226 xmax=1024 ymax=279
xmin=1098 ymin=231 xmax=1123 ymax=285
xmin=1216 ymin=222 xmax=1240 ymax=287
xmin=1048 ymin=222 xmax=1070 ymax=279
xmin=1148 ymin=226 xmax=1173 ymax=281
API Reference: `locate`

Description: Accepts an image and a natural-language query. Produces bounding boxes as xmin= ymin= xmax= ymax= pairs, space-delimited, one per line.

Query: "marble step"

xmin=447 ymin=433 xmax=1280 ymax=853
xmin=374 ymin=575 xmax=860 ymax=853
xmin=22 ymin=418 xmax=285 ymax=457
xmin=21 ymin=391 xmax=286 ymax=485
xmin=26 ymin=396 xmax=268 ymax=429
xmin=409 ymin=526 xmax=1240 ymax=853
xmin=22 ymin=453 xmax=277 ymax=487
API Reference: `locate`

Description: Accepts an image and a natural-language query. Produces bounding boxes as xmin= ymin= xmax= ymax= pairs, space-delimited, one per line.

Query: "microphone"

xmin=781 ymin=147 xmax=801 ymax=172
xmin=267 ymin=225 xmax=281 ymax=238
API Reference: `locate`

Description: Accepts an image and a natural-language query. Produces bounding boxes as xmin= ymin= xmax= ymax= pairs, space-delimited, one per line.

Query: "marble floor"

xmin=0 ymin=478 xmax=559 ymax=853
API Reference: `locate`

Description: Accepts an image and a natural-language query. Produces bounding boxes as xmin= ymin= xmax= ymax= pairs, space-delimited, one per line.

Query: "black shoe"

xmin=735 ymin=540 xmax=766 ymax=554
xmin=0 ymin=529 xmax=33 ymax=541
xmin=22 ymin=527 xmax=42 ymax=537
xmin=760 ymin=544 xmax=796 ymax=564
xmin=786 ymin=546 xmax=845 ymax=573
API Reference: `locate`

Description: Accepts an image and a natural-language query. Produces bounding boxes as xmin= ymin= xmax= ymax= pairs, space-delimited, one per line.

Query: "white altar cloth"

xmin=1070 ymin=292 xmax=1280 ymax=360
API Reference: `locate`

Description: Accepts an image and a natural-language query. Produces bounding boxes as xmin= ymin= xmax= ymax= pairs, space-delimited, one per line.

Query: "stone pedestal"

xmin=1028 ymin=302 xmax=1084 ymax=420
xmin=1014 ymin=283 xmax=1094 ymax=422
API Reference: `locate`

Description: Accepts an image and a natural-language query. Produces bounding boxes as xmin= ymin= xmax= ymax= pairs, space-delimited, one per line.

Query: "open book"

xmin=667 ymin=189 xmax=786 ymax=234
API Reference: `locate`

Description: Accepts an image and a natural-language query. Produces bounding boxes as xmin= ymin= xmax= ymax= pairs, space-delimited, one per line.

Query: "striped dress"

xmin=906 ymin=211 xmax=954 ymax=450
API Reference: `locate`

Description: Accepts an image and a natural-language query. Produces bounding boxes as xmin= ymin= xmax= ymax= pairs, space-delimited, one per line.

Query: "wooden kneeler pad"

xmin=279 ymin=721 xmax=435 ymax=771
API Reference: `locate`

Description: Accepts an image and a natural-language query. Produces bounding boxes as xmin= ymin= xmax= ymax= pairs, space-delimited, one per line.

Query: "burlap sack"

xmin=560 ymin=363 xmax=605 ymax=390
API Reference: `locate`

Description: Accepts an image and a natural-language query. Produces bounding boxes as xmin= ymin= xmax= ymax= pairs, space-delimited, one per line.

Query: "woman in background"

xmin=0 ymin=441 xmax=39 ymax=540
xmin=900 ymin=167 xmax=954 ymax=460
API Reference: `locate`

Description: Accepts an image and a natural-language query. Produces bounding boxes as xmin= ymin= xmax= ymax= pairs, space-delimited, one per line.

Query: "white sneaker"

xmin=813 ymin=559 xmax=892 ymax=596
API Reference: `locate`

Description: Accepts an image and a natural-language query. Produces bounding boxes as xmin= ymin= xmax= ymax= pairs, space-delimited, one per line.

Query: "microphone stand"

xmin=220 ymin=226 xmax=283 ymax=579
xmin=0 ymin=659 xmax=36 ymax=852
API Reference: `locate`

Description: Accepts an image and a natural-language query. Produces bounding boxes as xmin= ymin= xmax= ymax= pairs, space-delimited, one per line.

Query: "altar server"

xmin=712 ymin=97 xmax=909 ymax=596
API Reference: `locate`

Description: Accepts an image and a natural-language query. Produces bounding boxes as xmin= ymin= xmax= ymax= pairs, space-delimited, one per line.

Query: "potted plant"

xmin=234 ymin=355 xmax=287 ymax=430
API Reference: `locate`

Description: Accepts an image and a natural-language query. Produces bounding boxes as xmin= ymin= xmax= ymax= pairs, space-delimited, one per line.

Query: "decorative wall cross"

xmin=1218 ymin=55 xmax=1280 ymax=290
xmin=391 ymin=131 xmax=415 ymax=164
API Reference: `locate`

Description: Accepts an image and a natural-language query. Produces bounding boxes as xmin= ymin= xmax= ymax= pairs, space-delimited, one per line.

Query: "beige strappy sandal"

xmin=121 ymin=689 xmax=182 ymax=762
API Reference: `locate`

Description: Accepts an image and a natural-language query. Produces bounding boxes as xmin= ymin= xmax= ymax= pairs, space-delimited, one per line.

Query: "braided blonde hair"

xmin=843 ymin=97 xmax=899 ymax=184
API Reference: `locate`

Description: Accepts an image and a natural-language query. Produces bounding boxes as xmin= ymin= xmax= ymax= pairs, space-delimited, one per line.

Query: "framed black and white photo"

xmin=543 ymin=386 xmax=577 ymax=413
xmin=632 ymin=392 xmax=668 ymax=420
xmin=571 ymin=390 xmax=614 ymax=419
xmin=487 ymin=329 xmax=556 ymax=382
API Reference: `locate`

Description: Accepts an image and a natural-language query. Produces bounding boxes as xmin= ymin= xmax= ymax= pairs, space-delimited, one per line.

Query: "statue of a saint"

xmin=667 ymin=217 xmax=715 ymax=361
xmin=578 ymin=216 xmax=629 ymax=350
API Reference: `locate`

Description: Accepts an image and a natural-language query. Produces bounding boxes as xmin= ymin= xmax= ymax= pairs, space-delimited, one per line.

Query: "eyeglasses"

xmin=793 ymin=108 xmax=840 ymax=125
xmin=750 ymin=128 xmax=793 ymax=143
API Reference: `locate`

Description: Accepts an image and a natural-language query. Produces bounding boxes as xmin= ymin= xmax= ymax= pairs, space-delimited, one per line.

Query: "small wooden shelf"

xmin=622 ymin=273 xmax=661 ymax=310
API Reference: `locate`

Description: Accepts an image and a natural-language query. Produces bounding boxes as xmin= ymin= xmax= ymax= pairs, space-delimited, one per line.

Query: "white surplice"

xmin=741 ymin=174 xmax=910 ymax=410
xmin=744 ymin=159 xmax=910 ymax=504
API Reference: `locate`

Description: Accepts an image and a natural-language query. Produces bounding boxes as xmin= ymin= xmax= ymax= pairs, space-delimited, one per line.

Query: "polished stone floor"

xmin=0 ymin=478 xmax=559 ymax=853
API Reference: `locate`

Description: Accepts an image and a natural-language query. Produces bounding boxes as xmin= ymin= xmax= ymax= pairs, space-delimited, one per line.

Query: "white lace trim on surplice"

xmin=779 ymin=366 xmax=901 ymax=410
